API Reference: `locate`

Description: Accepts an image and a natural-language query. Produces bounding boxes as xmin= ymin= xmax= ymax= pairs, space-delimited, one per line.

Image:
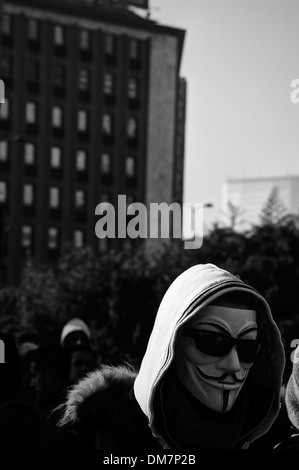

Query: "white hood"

xmin=133 ymin=263 xmax=285 ymax=445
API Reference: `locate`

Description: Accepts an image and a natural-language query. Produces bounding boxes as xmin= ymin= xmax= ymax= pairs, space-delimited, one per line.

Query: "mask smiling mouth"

xmin=195 ymin=366 xmax=246 ymax=388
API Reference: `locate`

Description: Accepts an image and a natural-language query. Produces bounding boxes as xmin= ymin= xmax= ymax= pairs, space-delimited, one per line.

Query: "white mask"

xmin=175 ymin=304 xmax=258 ymax=413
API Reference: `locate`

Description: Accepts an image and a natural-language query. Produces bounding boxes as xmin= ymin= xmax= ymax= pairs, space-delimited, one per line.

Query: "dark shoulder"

xmin=56 ymin=364 xmax=159 ymax=449
xmin=274 ymin=434 xmax=299 ymax=450
xmin=57 ymin=364 xmax=137 ymax=429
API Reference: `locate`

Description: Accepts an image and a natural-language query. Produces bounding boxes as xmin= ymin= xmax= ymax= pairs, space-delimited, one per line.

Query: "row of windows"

xmin=21 ymin=226 xmax=113 ymax=253
xmin=1 ymin=14 xmax=141 ymax=59
xmin=0 ymin=179 xmax=137 ymax=208
xmin=0 ymin=183 xmax=135 ymax=210
xmin=0 ymin=182 xmax=87 ymax=210
xmin=21 ymin=225 xmax=85 ymax=250
xmin=1 ymin=56 xmax=140 ymax=102
xmin=0 ymin=142 xmax=137 ymax=177
xmin=0 ymin=183 xmax=95 ymax=209
xmin=0 ymin=100 xmax=139 ymax=139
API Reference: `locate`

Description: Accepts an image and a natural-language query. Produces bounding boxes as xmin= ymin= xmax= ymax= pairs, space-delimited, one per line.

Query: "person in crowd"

xmin=28 ymin=341 xmax=70 ymax=414
xmin=60 ymin=317 xmax=97 ymax=384
xmin=0 ymin=331 xmax=23 ymax=405
xmin=60 ymin=317 xmax=92 ymax=351
xmin=68 ymin=343 xmax=97 ymax=385
xmin=57 ymin=263 xmax=285 ymax=449
xmin=17 ymin=331 xmax=40 ymax=358
xmin=0 ymin=332 xmax=53 ymax=448
xmin=273 ymin=344 xmax=299 ymax=449
xmin=17 ymin=331 xmax=40 ymax=403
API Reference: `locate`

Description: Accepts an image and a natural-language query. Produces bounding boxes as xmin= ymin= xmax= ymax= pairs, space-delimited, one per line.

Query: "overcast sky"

xmin=150 ymin=0 xmax=299 ymax=226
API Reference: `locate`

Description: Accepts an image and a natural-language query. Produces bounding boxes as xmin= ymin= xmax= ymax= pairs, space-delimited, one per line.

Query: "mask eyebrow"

xmin=195 ymin=322 xmax=230 ymax=335
xmin=238 ymin=326 xmax=258 ymax=338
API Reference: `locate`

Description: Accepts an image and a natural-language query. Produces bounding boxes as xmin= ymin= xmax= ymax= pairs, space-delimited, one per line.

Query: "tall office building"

xmin=0 ymin=0 xmax=186 ymax=284
xmin=222 ymin=175 xmax=299 ymax=229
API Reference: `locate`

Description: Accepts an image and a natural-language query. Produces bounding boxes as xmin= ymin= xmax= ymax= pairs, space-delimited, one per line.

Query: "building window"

xmin=0 ymin=99 xmax=10 ymax=120
xmin=77 ymin=110 xmax=88 ymax=131
xmin=75 ymin=189 xmax=86 ymax=209
xmin=1 ymin=15 xmax=12 ymax=36
xmin=24 ymin=143 xmax=35 ymax=165
xmin=126 ymin=157 xmax=135 ymax=177
xmin=27 ymin=60 xmax=39 ymax=83
xmin=26 ymin=102 xmax=37 ymax=124
xmin=52 ymin=106 xmax=63 ymax=128
xmin=127 ymin=117 xmax=138 ymax=138
xmin=74 ymin=230 xmax=84 ymax=248
xmin=51 ymin=147 xmax=62 ymax=168
xmin=128 ymin=78 xmax=138 ymax=100
xmin=23 ymin=184 xmax=34 ymax=206
xmin=0 ymin=181 xmax=7 ymax=202
xmin=78 ymin=69 xmax=90 ymax=91
xmin=54 ymin=25 xmax=65 ymax=46
xmin=76 ymin=150 xmax=87 ymax=172
xmin=103 ymin=73 xmax=114 ymax=95
xmin=1 ymin=56 xmax=12 ymax=78
xmin=0 ymin=141 xmax=8 ymax=162
xmin=21 ymin=225 xmax=32 ymax=248
xmin=48 ymin=227 xmax=59 ymax=250
xmin=104 ymin=34 xmax=116 ymax=56
xmin=129 ymin=39 xmax=140 ymax=60
xmin=49 ymin=187 xmax=60 ymax=208
xmin=102 ymin=113 xmax=113 ymax=135
xmin=53 ymin=65 xmax=65 ymax=87
xmin=101 ymin=153 xmax=111 ymax=174
xmin=27 ymin=18 xmax=39 ymax=41
xmin=80 ymin=30 xmax=90 ymax=50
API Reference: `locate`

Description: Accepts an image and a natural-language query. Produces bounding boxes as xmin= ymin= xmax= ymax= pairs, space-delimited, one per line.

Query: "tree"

xmin=11 ymin=241 xmax=190 ymax=364
xmin=224 ymin=200 xmax=246 ymax=231
xmin=259 ymin=186 xmax=287 ymax=226
xmin=0 ymin=287 xmax=19 ymax=336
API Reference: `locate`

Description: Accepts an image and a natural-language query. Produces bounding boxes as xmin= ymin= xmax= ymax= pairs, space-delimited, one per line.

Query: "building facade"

xmin=222 ymin=175 xmax=299 ymax=229
xmin=0 ymin=0 xmax=186 ymax=284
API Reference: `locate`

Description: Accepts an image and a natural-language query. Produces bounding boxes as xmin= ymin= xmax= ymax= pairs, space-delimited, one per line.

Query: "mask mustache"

xmin=217 ymin=372 xmax=246 ymax=383
xmin=196 ymin=367 xmax=246 ymax=383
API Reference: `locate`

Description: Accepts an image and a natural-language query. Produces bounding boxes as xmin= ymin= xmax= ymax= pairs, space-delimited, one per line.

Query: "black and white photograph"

xmin=0 ymin=0 xmax=299 ymax=455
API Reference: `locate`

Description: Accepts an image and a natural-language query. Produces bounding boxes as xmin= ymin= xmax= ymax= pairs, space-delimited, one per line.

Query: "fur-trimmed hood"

xmin=58 ymin=365 xmax=137 ymax=428
xmin=57 ymin=364 xmax=160 ymax=449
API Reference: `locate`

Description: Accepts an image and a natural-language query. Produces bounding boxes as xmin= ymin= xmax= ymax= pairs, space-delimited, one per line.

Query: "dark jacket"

xmin=56 ymin=364 xmax=161 ymax=449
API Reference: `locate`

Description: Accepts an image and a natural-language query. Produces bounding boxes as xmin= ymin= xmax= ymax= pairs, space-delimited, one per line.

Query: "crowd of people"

xmin=0 ymin=317 xmax=97 ymax=447
xmin=1 ymin=262 xmax=299 ymax=449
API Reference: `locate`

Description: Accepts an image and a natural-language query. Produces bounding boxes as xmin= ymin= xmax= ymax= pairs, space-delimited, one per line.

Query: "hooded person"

xmin=60 ymin=318 xmax=92 ymax=351
xmin=57 ymin=263 xmax=285 ymax=449
xmin=274 ymin=345 xmax=299 ymax=449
